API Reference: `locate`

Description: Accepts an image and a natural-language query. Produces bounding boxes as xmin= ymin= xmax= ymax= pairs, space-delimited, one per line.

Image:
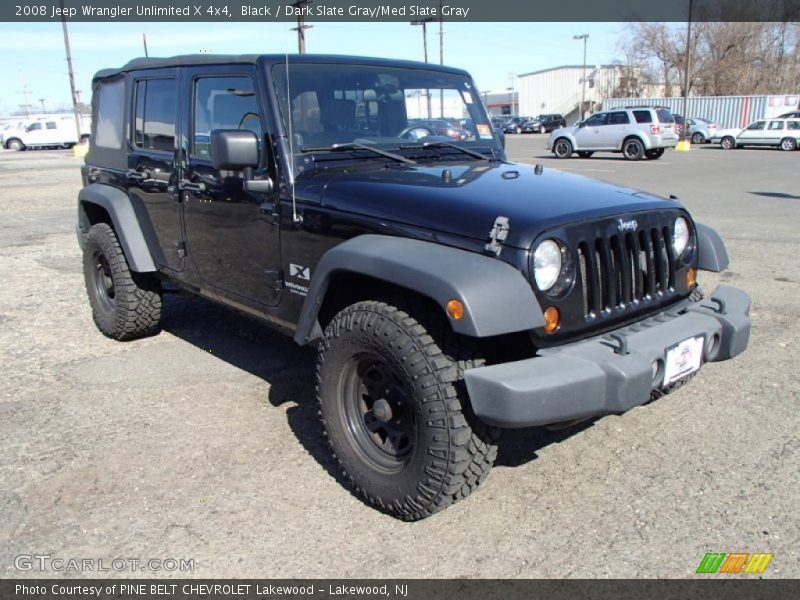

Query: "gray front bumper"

xmin=464 ymin=285 xmax=751 ymax=428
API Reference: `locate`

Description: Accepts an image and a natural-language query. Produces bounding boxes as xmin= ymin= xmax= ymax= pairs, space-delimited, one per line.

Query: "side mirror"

xmin=210 ymin=130 xmax=259 ymax=170
xmin=577 ymin=121 xmax=585 ymax=128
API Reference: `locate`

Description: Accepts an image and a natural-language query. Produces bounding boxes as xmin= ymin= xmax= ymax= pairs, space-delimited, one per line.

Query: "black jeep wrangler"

xmin=77 ymin=54 xmax=751 ymax=520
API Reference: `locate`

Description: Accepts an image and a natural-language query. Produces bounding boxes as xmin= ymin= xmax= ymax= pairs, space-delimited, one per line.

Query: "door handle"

xmin=178 ymin=179 xmax=206 ymax=193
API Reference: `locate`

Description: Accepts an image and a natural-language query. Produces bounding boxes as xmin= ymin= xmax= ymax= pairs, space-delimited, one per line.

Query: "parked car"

xmin=410 ymin=118 xmax=471 ymax=141
xmin=490 ymin=116 xmax=507 ymax=128
xmin=672 ymin=114 xmax=685 ymax=137
xmin=547 ymin=106 xmax=678 ymax=160
xmin=522 ymin=114 xmax=567 ymax=134
xmin=77 ymin=53 xmax=750 ymax=521
xmin=711 ymin=118 xmax=800 ymax=151
xmin=3 ymin=115 xmax=90 ymax=150
xmin=778 ymin=110 xmax=800 ymax=119
xmin=501 ymin=116 xmax=528 ymax=134
xmin=685 ymin=117 xmax=719 ymax=144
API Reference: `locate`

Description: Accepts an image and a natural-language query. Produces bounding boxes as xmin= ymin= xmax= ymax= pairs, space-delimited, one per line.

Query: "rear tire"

xmin=720 ymin=136 xmax=736 ymax=150
xmin=316 ymin=299 xmax=499 ymax=521
xmin=82 ymin=223 xmax=162 ymax=341
xmin=779 ymin=137 xmax=797 ymax=151
xmin=622 ymin=137 xmax=645 ymax=160
xmin=553 ymin=138 xmax=573 ymax=158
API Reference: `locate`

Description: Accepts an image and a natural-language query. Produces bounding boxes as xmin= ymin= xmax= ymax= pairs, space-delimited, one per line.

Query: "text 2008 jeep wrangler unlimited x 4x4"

xmin=77 ymin=55 xmax=750 ymax=520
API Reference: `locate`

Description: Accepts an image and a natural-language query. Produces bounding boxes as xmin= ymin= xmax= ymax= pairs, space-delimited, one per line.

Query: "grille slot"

xmin=577 ymin=225 xmax=675 ymax=318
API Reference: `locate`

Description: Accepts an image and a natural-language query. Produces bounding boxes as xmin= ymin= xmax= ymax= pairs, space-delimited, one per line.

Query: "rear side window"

xmin=95 ymin=79 xmax=125 ymax=149
xmin=768 ymin=121 xmax=784 ymax=130
xmin=656 ymin=109 xmax=674 ymax=123
xmin=609 ymin=111 xmax=630 ymax=125
xmin=787 ymin=120 xmax=800 ymax=130
xmin=46 ymin=122 xmax=57 ymax=130
xmin=133 ymin=78 xmax=177 ymax=152
xmin=633 ymin=110 xmax=652 ymax=124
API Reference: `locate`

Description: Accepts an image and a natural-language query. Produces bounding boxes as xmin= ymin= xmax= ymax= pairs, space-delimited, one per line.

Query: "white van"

xmin=2 ymin=115 xmax=91 ymax=150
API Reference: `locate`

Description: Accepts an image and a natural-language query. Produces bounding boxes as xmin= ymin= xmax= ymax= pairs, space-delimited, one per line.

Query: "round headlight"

xmin=533 ymin=239 xmax=562 ymax=291
xmin=673 ymin=217 xmax=690 ymax=255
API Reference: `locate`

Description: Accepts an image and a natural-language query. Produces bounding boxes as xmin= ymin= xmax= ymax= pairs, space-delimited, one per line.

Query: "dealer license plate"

xmin=663 ymin=336 xmax=705 ymax=387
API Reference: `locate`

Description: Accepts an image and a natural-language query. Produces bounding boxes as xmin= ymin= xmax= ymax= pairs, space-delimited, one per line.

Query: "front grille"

xmin=576 ymin=226 xmax=675 ymax=318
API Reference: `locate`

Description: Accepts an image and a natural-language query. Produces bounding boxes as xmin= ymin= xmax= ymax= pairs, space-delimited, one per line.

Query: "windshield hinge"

xmin=264 ymin=269 xmax=284 ymax=291
xmin=484 ymin=216 xmax=510 ymax=257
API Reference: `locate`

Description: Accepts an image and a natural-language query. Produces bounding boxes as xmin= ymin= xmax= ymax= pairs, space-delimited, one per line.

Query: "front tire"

xmin=691 ymin=132 xmax=705 ymax=144
xmin=720 ymin=136 xmax=736 ymax=150
xmin=82 ymin=223 xmax=162 ymax=341
xmin=6 ymin=138 xmax=24 ymax=151
xmin=553 ymin=138 xmax=573 ymax=158
xmin=539 ymin=125 xmax=546 ymax=134
xmin=316 ymin=299 xmax=498 ymax=521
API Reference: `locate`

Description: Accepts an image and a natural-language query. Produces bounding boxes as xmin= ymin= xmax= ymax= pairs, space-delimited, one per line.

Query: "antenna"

xmin=285 ymin=53 xmax=301 ymax=225
xmin=142 ymin=33 xmax=149 ymax=57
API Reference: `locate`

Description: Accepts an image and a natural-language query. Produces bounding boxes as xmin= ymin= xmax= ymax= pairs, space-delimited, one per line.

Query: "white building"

xmin=518 ymin=65 xmax=640 ymax=123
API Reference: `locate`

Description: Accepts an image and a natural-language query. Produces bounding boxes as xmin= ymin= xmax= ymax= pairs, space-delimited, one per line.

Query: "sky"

xmin=0 ymin=21 xmax=625 ymax=115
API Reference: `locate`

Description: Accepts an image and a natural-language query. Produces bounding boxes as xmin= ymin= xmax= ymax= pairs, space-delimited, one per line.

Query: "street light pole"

xmin=573 ymin=34 xmax=589 ymax=118
xmin=60 ymin=0 xmax=83 ymax=143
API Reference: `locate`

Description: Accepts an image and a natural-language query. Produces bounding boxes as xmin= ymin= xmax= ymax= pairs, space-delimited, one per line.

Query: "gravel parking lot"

xmin=1 ymin=139 xmax=798 ymax=578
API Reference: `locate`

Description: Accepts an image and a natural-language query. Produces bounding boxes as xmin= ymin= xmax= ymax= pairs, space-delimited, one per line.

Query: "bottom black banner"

xmin=1 ymin=579 xmax=799 ymax=600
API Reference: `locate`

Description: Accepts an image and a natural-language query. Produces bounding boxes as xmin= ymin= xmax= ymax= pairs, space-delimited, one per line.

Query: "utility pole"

xmin=39 ymin=98 xmax=46 ymax=113
xmin=60 ymin=0 xmax=83 ymax=142
xmin=290 ymin=0 xmax=313 ymax=54
xmin=411 ymin=18 xmax=434 ymax=118
xmin=573 ymin=34 xmax=589 ymax=118
xmin=681 ymin=0 xmax=693 ymax=141
xmin=438 ymin=0 xmax=444 ymax=118
xmin=142 ymin=33 xmax=149 ymax=57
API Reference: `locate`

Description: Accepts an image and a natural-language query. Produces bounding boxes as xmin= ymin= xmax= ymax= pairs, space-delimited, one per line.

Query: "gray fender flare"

xmin=77 ymin=183 xmax=156 ymax=272
xmin=695 ymin=222 xmax=729 ymax=272
xmin=293 ymin=234 xmax=544 ymax=345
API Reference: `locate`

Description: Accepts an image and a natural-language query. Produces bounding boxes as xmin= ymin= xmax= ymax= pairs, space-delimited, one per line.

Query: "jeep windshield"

xmin=271 ymin=62 xmax=501 ymax=167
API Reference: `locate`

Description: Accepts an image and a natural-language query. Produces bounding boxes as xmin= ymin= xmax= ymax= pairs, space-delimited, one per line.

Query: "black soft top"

xmin=93 ymin=54 xmax=469 ymax=82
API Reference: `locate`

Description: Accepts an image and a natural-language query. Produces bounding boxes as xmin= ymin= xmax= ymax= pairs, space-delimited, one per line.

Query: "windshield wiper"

xmin=301 ymin=142 xmax=416 ymax=165
xmin=400 ymin=141 xmax=491 ymax=161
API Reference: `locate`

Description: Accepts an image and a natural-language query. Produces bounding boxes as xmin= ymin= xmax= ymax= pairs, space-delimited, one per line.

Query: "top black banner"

xmin=5 ymin=0 xmax=800 ymax=22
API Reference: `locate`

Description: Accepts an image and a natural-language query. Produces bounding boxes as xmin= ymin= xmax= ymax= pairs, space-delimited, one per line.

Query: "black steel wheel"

xmin=622 ymin=137 xmax=645 ymax=160
xmin=317 ymin=299 xmax=499 ymax=520
xmin=82 ymin=223 xmax=162 ymax=340
xmin=553 ymin=138 xmax=573 ymax=158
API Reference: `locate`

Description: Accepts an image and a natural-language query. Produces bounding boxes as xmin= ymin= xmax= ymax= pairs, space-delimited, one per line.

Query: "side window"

xmin=585 ymin=113 xmax=608 ymax=127
xmin=28 ymin=122 xmax=42 ymax=131
xmin=192 ymin=76 xmax=261 ymax=158
xmin=787 ymin=120 xmax=800 ymax=130
xmin=95 ymin=79 xmax=125 ymax=149
xmin=633 ymin=110 xmax=652 ymax=124
xmin=746 ymin=121 xmax=766 ymax=130
xmin=768 ymin=121 xmax=783 ymax=130
xmin=609 ymin=111 xmax=630 ymax=125
xmin=46 ymin=121 xmax=58 ymax=130
xmin=133 ymin=78 xmax=177 ymax=152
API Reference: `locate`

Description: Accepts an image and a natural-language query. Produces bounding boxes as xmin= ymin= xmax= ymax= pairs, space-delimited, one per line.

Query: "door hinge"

xmin=265 ymin=269 xmax=284 ymax=291
xmin=173 ymin=240 xmax=187 ymax=258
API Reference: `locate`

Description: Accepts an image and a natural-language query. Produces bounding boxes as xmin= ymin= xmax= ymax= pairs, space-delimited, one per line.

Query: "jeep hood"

xmin=306 ymin=161 xmax=680 ymax=249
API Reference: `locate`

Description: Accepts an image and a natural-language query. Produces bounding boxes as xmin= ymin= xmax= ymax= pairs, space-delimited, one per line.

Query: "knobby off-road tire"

xmin=82 ymin=223 xmax=162 ymax=341
xmin=316 ymin=299 xmax=499 ymax=521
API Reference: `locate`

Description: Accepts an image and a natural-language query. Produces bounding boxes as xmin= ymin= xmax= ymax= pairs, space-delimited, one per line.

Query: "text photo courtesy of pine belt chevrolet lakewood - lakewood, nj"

xmin=1 ymin=0 xmax=798 ymax=594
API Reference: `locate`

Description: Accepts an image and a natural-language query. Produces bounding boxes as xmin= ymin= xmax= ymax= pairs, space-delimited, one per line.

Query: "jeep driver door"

xmin=181 ymin=67 xmax=281 ymax=308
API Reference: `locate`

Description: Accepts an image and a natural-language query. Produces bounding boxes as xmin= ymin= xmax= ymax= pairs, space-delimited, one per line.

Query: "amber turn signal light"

xmin=687 ymin=267 xmax=697 ymax=289
xmin=543 ymin=306 xmax=560 ymax=333
xmin=446 ymin=299 xmax=465 ymax=320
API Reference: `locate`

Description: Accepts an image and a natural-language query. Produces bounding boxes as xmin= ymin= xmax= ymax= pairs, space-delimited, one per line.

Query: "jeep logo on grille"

xmin=617 ymin=218 xmax=638 ymax=232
